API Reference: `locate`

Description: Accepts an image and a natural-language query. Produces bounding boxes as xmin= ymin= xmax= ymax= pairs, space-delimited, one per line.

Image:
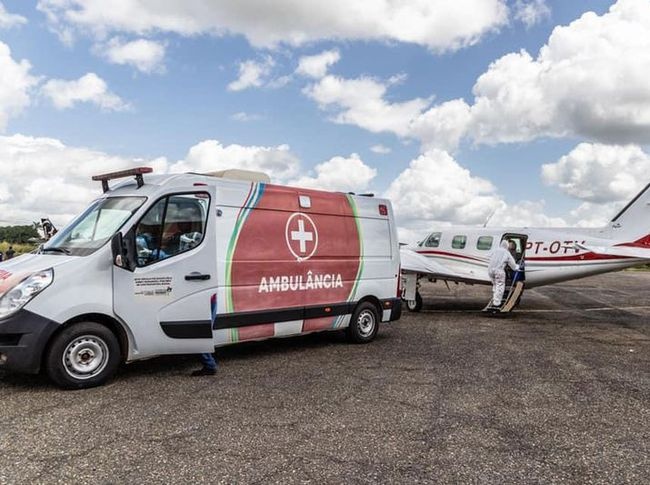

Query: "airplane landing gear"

xmin=405 ymin=290 xmax=423 ymax=312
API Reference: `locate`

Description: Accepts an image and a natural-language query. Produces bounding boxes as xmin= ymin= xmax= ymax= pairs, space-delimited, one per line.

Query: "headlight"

xmin=0 ymin=269 xmax=54 ymax=319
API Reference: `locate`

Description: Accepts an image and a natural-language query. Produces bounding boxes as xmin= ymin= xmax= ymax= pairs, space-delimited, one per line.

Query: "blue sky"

xmin=0 ymin=0 xmax=648 ymax=240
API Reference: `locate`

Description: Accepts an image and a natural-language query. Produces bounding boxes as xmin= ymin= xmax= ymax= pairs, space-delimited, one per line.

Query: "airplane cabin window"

xmin=425 ymin=232 xmax=442 ymax=248
xmin=452 ymin=235 xmax=467 ymax=249
xmin=477 ymin=236 xmax=493 ymax=250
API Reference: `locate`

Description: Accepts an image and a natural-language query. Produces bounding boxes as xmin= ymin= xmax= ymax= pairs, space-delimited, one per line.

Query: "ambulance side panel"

xmin=211 ymin=181 xmax=399 ymax=347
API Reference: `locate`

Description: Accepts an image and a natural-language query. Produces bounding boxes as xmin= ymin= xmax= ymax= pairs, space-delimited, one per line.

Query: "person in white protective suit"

xmin=487 ymin=240 xmax=518 ymax=307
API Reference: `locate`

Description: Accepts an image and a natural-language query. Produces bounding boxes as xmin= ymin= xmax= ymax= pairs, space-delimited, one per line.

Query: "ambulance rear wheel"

xmin=346 ymin=302 xmax=379 ymax=344
xmin=45 ymin=322 xmax=121 ymax=390
xmin=405 ymin=291 xmax=423 ymax=312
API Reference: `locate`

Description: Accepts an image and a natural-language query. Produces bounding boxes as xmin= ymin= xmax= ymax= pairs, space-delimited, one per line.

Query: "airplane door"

xmin=113 ymin=190 xmax=217 ymax=359
xmin=501 ymin=233 xmax=528 ymax=268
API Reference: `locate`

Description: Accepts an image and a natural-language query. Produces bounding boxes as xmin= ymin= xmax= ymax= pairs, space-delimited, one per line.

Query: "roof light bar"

xmin=92 ymin=167 xmax=153 ymax=193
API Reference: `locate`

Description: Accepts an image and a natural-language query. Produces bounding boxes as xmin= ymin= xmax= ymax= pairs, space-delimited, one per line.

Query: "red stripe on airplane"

xmin=416 ymin=250 xmax=485 ymax=262
xmin=527 ymin=252 xmax=631 ymax=262
xmin=617 ymin=233 xmax=650 ymax=248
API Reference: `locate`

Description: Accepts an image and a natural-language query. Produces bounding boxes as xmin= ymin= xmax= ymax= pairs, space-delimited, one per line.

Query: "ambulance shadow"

xmin=119 ymin=330 xmax=391 ymax=379
xmin=0 ymin=369 xmax=52 ymax=389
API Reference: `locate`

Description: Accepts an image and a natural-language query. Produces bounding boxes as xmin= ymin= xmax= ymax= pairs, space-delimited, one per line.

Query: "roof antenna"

xmin=482 ymin=208 xmax=497 ymax=228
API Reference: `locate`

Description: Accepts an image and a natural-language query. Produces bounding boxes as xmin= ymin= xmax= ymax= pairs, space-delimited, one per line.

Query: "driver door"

xmin=113 ymin=190 xmax=217 ymax=359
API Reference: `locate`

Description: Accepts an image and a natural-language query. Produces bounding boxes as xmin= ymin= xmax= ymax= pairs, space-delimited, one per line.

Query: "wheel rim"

xmin=62 ymin=335 xmax=110 ymax=380
xmin=407 ymin=299 xmax=417 ymax=310
xmin=357 ymin=309 xmax=376 ymax=337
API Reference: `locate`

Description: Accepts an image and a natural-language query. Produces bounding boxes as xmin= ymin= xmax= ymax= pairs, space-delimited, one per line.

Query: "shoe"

xmin=191 ymin=367 xmax=217 ymax=376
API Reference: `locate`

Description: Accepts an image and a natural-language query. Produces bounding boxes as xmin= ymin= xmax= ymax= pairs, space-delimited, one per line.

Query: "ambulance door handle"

xmin=185 ymin=272 xmax=211 ymax=281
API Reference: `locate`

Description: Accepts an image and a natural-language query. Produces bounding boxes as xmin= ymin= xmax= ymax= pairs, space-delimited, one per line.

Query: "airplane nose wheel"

xmin=406 ymin=291 xmax=423 ymax=312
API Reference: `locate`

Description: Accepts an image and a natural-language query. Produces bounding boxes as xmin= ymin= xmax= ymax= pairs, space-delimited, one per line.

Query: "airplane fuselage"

xmin=410 ymin=226 xmax=645 ymax=288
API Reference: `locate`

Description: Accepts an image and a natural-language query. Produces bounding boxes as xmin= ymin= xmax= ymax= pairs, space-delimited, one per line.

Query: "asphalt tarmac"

xmin=1 ymin=272 xmax=649 ymax=484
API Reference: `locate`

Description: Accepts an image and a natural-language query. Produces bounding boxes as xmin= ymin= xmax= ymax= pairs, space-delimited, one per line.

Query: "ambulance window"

xmin=424 ymin=232 xmax=442 ymax=248
xmin=452 ymin=235 xmax=467 ymax=249
xmin=135 ymin=193 xmax=209 ymax=266
xmin=477 ymin=236 xmax=493 ymax=250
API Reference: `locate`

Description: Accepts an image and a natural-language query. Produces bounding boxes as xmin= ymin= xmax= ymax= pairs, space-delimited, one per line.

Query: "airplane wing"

xmin=575 ymin=243 xmax=650 ymax=260
xmin=400 ymin=248 xmax=490 ymax=284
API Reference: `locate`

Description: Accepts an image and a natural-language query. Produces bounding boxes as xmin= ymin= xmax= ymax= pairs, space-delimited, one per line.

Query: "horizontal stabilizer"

xmin=575 ymin=243 xmax=650 ymax=260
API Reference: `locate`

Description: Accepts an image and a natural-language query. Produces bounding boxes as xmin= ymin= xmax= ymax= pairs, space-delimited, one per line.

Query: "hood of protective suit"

xmin=500 ymin=240 xmax=509 ymax=249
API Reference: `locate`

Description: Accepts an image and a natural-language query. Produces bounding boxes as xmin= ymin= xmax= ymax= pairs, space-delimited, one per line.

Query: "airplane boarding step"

xmin=483 ymin=266 xmax=526 ymax=315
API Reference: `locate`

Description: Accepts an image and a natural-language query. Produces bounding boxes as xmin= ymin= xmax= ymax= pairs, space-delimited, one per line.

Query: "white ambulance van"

xmin=0 ymin=168 xmax=401 ymax=388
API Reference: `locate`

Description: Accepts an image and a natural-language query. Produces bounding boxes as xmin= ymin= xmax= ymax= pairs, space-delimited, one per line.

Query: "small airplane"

xmin=401 ymin=182 xmax=650 ymax=313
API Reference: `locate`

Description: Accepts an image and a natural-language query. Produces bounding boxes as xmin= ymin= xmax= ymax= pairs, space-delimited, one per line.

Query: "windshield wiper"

xmin=41 ymin=247 xmax=71 ymax=255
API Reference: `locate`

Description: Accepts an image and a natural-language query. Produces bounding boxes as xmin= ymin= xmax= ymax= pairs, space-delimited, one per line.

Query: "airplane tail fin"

xmin=606 ymin=182 xmax=650 ymax=243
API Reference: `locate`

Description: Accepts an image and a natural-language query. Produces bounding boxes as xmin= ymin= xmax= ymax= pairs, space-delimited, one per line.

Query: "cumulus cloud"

xmin=0 ymin=134 xmax=168 ymax=225
xmin=37 ymin=0 xmax=508 ymax=52
xmin=541 ymin=143 xmax=650 ymax=204
xmin=470 ymin=0 xmax=650 ymax=145
xmin=228 ymin=57 xmax=274 ymax=91
xmin=304 ymin=75 xmax=429 ymax=137
xmin=170 ymin=139 xmax=300 ymax=180
xmin=491 ymin=200 xmax=566 ymax=227
xmin=514 ymin=0 xmax=551 ymax=28
xmin=296 ymin=49 xmax=340 ymax=78
xmin=100 ymin=37 xmax=166 ymax=74
xmin=0 ymin=2 xmax=26 ymax=28
xmin=41 ymin=73 xmax=130 ymax=111
xmin=289 ymin=154 xmax=377 ymax=192
xmin=303 ymin=0 xmax=650 ymax=151
xmin=0 ymin=42 xmax=38 ymax=132
xmin=385 ymin=149 xmax=502 ymax=237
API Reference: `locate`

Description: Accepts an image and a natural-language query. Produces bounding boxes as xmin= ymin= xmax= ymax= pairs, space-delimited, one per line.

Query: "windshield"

xmin=43 ymin=197 xmax=146 ymax=256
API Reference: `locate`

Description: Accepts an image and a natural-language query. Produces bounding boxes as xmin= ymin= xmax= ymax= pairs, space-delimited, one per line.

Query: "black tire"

xmin=45 ymin=322 xmax=121 ymax=390
xmin=346 ymin=302 xmax=380 ymax=344
xmin=405 ymin=291 xmax=423 ymax=312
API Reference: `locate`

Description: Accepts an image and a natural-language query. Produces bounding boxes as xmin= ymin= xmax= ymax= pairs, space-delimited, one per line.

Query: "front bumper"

xmin=0 ymin=310 xmax=59 ymax=374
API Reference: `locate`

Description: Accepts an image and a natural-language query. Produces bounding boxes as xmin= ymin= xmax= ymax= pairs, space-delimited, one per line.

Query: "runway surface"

xmin=1 ymin=272 xmax=648 ymax=483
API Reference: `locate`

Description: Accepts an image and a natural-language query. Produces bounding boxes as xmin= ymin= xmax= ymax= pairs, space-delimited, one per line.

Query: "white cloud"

xmin=37 ymin=0 xmax=508 ymax=52
xmin=303 ymin=0 xmax=650 ymax=151
xmin=228 ymin=57 xmax=274 ymax=92
xmin=514 ymin=0 xmax=551 ymax=28
xmin=0 ymin=134 xmax=169 ymax=225
xmin=101 ymin=37 xmax=166 ymax=74
xmin=170 ymin=139 xmax=300 ymax=181
xmin=491 ymin=200 xmax=566 ymax=227
xmin=296 ymin=49 xmax=340 ymax=78
xmin=370 ymin=144 xmax=391 ymax=154
xmin=304 ymin=75 xmax=429 ymax=137
xmin=289 ymin=154 xmax=377 ymax=192
xmin=569 ymin=202 xmax=624 ymax=228
xmin=469 ymin=0 xmax=650 ymax=145
xmin=541 ymin=143 xmax=650 ymax=204
xmin=410 ymin=99 xmax=472 ymax=152
xmin=230 ymin=112 xmax=263 ymax=122
xmin=0 ymin=42 xmax=38 ymax=132
xmin=41 ymin=73 xmax=130 ymax=111
xmin=385 ymin=149 xmax=502 ymax=236
xmin=0 ymin=2 xmax=26 ymax=28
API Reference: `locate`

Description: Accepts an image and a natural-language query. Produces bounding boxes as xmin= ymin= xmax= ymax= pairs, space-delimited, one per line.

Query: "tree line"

xmin=0 ymin=225 xmax=40 ymax=244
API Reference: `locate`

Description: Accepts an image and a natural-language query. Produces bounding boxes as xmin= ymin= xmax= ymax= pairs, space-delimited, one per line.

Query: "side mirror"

xmin=111 ymin=229 xmax=137 ymax=271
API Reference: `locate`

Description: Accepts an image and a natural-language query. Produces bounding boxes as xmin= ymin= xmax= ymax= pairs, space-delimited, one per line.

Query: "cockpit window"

xmin=424 ymin=232 xmax=442 ymax=248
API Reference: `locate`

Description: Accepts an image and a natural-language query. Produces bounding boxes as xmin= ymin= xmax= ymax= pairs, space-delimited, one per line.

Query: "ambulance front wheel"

xmin=405 ymin=291 xmax=423 ymax=312
xmin=45 ymin=322 xmax=121 ymax=390
xmin=346 ymin=302 xmax=379 ymax=344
